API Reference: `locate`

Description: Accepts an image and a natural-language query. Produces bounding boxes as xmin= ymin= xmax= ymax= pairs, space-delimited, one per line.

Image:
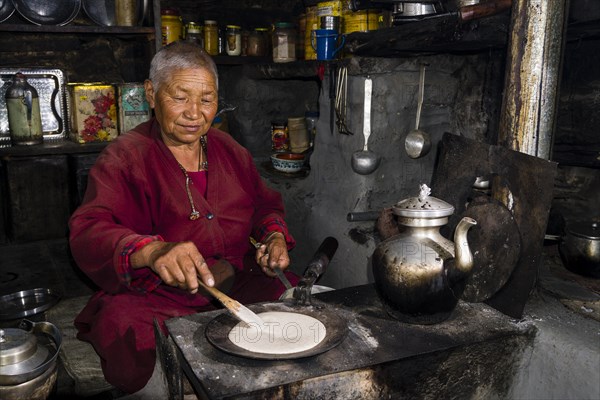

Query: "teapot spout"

xmin=453 ymin=217 xmax=477 ymax=274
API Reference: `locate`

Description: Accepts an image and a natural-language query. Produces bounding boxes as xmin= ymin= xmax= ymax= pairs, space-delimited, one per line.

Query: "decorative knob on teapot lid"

xmin=392 ymin=184 xmax=455 ymax=219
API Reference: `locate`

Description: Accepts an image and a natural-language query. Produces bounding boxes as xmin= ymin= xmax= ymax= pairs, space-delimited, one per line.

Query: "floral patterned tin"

xmin=69 ymin=83 xmax=118 ymax=143
xmin=117 ymin=83 xmax=151 ymax=134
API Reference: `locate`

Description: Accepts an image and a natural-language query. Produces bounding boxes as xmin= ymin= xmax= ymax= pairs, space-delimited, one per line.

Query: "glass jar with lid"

xmin=247 ymin=27 xmax=269 ymax=57
xmin=225 ymin=25 xmax=242 ymax=56
xmin=204 ymin=20 xmax=219 ymax=55
xmin=185 ymin=22 xmax=203 ymax=47
xmin=272 ymin=22 xmax=296 ymax=63
xmin=5 ymin=73 xmax=43 ymax=145
xmin=161 ymin=8 xmax=183 ymax=46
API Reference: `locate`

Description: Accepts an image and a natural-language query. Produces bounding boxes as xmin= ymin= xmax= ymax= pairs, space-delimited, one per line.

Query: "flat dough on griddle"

xmin=228 ymin=311 xmax=326 ymax=355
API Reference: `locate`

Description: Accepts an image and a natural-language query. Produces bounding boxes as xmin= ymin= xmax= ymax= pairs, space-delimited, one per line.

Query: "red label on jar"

xmin=271 ymin=123 xmax=289 ymax=152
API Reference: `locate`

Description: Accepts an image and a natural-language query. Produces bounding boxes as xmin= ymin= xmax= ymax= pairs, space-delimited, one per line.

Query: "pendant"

xmin=189 ymin=211 xmax=201 ymax=220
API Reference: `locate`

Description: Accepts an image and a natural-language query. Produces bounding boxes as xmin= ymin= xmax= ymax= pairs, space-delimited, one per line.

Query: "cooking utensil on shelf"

xmin=405 ymin=63 xmax=432 ymax=159
xmin=249 ymin=236 xmax=293 ymax=290
xmin=335 ymin=65 xmax=352 ymax=135
xmin=351 ymin=77 xmax=381 ymax=175
xmin=197 ymin=279 xmax=264 ymax=327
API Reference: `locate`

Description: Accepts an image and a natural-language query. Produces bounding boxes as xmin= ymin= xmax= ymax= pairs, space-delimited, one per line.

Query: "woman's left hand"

xmin=255 ymin=232 xmax=290 ymax=277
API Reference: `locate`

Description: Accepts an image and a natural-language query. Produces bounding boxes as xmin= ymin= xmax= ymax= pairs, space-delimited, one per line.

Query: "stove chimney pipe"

xmin=497 ymin=0 xmax=569 ymax=160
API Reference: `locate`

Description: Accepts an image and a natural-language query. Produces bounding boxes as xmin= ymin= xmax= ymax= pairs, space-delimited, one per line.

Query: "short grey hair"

xmin=148 ymin=41 xmax=218 ymax=93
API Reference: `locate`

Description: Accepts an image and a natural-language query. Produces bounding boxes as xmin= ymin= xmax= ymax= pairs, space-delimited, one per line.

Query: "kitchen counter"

xmin=166 ymin=284 xmax=536 ymax=399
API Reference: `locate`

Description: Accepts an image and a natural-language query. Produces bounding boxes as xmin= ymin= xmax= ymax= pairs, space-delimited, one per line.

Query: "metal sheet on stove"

xmin=0 ymin=68 xmax=69 ymax=146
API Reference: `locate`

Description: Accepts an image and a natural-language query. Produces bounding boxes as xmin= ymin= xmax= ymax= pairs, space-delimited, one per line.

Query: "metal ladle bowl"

xmin=351 ymin=77 xmax=381 ymax=175
xmin=405 ymin=64 xmax=431 ymax=159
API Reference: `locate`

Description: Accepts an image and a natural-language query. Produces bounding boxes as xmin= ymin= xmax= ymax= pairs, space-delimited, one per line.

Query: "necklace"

xmin=199 ymin=135 xmax=208 ymax=171
xmin=177 ymin=135 xmax=208 ymax=221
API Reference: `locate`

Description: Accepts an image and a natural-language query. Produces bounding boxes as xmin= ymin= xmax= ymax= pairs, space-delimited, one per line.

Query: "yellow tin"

xmin=317 ymin=1 xmax=342 ymax=17
xmin=342 ymin=9 xmax=380 ymax=33
xmin=304 ymin=6 xmax=318 ymax=60
xmin=68 ymin=83 xmax=118 ymax=143
xmin=117 ymin=83 xmax=151 ymax=134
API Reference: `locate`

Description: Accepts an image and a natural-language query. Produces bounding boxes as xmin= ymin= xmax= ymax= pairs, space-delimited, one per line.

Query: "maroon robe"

xmin=69 ymin=119 xmax=298 ymax=393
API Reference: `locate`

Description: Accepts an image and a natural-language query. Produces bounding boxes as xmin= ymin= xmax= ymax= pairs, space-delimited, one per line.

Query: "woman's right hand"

xmin=131 ymin=241 xmax=214 ymax=294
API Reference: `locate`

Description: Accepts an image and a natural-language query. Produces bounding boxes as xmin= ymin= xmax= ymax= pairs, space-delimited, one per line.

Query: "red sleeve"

xmin=69 ymin=136 xmax=158 ymax=294
xmin=118 ymin=235 xmax=164 ymax=293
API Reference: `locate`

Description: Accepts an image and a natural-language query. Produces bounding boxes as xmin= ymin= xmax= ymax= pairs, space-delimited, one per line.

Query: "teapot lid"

xmin=0 ymin=320 xmax=61 ymax=385
xmin=392 ymin=184 xmax=454 ymax=218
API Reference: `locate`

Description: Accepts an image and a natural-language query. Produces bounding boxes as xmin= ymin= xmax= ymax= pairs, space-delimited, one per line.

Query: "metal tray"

xmin=0 ymin=288 xmax=61 ymax=320
xmin=0 ymin=68 xmax=69 ymax=146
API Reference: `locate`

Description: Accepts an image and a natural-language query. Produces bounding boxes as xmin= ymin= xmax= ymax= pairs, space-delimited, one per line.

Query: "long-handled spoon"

xmin=405 ymin=63 xmax=432 ymax=159
xmin=351 ymin=76 xmax=381 ymax=175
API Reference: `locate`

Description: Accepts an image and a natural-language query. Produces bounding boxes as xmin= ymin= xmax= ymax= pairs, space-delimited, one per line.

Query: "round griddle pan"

xmin=205 ymin=300 xmax=348 ymax=360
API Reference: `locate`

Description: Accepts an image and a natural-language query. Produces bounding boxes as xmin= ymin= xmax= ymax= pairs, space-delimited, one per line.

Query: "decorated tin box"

xmin=68 ymin=83 xmax=118 ymax=143
xmin=117 ymin=83 xmax=151 ymax=134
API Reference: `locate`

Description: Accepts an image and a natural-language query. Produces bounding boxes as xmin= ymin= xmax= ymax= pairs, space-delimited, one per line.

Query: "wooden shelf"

xmin=0 ymin=24 xmax=155 ymax=35
xmin=0 ymin=140 xmax=109 ymax=158
xmin=345 ymin=15 xmax=510 ymax=56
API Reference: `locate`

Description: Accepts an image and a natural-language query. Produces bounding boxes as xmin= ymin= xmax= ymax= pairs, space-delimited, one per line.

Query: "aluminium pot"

xmin=558 ymin=221 xmax=600 ymax=278
xmin=0 ymin=319 xmax=62 ymax=400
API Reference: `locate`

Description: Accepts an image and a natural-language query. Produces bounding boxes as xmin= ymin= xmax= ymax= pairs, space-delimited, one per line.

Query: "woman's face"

xmin=145 ymin=67 xmax=218 ymax=146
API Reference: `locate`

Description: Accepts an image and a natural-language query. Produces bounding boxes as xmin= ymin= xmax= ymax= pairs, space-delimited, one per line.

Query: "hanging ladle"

xmin=405 ymin=63 xmax=432 ymax=159
xmin=351 ymin=77 xmax=381 ymax=175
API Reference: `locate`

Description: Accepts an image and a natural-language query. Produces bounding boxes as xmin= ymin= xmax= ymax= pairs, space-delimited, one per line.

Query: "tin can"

xmin=68 ymin=83 xmax=118 ymax=143
xmin=317 ymin=1 xmax=342 ymax=17
xmin=342 ymin=7 xmax=380 ymax=33
xmin=161 ymin=8 xmax=183 ymax=46
xmin=271 ymin=121 xmax=289 ymax=152
xmin=117 ymin=83 xmax=151 ymax=134
xmin=204 ymin=20 xmax=219 ymax=55
xmin=115 ymin=0 xmax=136 ymax=26
xmin=287 ymin=116 xmax=310 ymax=153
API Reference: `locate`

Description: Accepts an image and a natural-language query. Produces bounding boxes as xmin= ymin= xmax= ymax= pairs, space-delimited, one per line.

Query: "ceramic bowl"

xmin=270 ymin=153 xmax=306 ymax=173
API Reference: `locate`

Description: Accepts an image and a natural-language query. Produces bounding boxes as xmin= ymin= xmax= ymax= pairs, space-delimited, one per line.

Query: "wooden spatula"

xmin=197 ymin=279 xmax=264 ymax=327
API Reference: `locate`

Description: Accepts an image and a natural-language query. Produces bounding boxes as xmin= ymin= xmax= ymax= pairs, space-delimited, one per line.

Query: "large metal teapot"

xmin=372 ymin=184 xmax=477 ymax=324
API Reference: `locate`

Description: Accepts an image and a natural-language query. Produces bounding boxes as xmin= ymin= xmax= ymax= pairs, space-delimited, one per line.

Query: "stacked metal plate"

xmin=11 ymin=0 xmax=81 ymax=26
xmin=0 ymin=68 xmax=69 ymax=146
xmin=0 ymin=0 xmax=15 ymax=23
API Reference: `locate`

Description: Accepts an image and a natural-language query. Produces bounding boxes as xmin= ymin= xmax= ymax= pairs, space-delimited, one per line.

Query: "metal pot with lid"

xmin=372 ymin=184 xmax=477 ymax=324
xmin=0 ymin=319 xmax=62 ymax=400
xmin=559 ymin=221 xmax=600 ymax=278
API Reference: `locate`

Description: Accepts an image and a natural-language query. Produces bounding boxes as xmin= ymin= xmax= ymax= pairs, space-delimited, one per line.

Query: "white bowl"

xmin=270 ymin=153 xmax=306 ymax=173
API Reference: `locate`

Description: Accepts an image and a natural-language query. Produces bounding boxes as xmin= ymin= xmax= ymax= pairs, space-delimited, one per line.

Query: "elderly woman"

xmin=69 ymin=41 xmax=297 ymax=394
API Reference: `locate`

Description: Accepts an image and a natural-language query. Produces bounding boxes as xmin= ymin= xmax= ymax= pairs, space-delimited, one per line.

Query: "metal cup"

xmin=320 ymin=15 xmax=340 ymax=31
